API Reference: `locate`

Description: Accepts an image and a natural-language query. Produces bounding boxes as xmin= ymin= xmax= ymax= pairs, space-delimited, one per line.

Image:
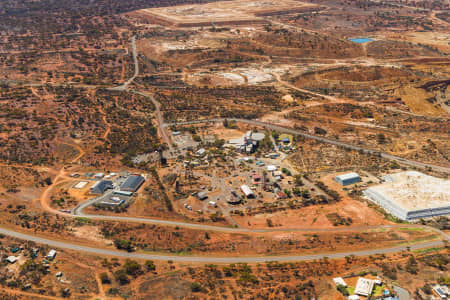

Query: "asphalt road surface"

xmin=0 ymin=226 xmax=445 ymax=263
xmin=108 ymin=36 xmax=138 ymax=91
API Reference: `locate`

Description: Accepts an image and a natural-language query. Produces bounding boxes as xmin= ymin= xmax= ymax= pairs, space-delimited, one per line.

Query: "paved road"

xmin=72 ymin=190 xmax=114 ymax=215
xmin=131 ymin=90 xmax=175 ymax=154
xmin=0 ymin=226 xmax=445 ymax=263
xmin=164 ymin=118 xmax=450 ymax=174
xmin=108 ymin=36 xmax=138 ymax=91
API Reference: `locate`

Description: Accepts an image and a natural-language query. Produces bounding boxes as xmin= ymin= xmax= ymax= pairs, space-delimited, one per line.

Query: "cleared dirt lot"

xmin=135 ymin=0 xmax=321 ymax=26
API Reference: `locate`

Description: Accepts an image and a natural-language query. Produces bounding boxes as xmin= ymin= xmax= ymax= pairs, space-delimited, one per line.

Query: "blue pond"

xmin=349 ymin=38 xmax=373 ymax=43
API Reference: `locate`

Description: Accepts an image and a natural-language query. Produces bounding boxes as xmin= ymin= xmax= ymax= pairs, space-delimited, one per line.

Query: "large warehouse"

xmin=363 ymin=171 xmax=450 ymax=221
xmin=120 ymin=175 xmax=145 ymax=192
xmin=334 ymin=172 xmax=361 ymax=186
xmin=90 ymin=180 xmax=113 ymax=194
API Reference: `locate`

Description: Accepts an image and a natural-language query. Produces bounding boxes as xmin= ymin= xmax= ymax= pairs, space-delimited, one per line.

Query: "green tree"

xmin=190 ymin=282 xmax=202 ymax=292
xmin=145 ymin=260 xmax=156 ymax=272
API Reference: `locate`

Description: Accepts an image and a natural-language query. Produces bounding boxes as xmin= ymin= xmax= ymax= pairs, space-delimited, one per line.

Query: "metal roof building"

xmin=47 ymin=249 xmax=57 ymax=260
xmin=363 ymin=171 xmax=450 ymax=221
xmin=90 ymin=180 xmax=113 ymax=194
xmin=197 ymin=191 xmax=208 ymax=200
xmin=334 ymin=172 xmax=361 ymax=186
xmin=333 ymin=277 xmax=347 ymax=287
xmin=94 ymin=172 xmax=104 ymax=179
xmin=120 ymin=175 xmax=145 ymax=192
xmin=241 ymin=184 xmax=255 ymax=198
xmin=114 ymin=190 xmax=133 ymax=196
xmin=245 ymin=131 xmax=265 ymax=142
xmin=267 ymin=165 xmax=277 ymax=172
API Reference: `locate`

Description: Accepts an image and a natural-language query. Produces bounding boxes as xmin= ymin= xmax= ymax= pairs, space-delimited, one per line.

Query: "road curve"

xmin=131 ymin=90 xmax=174 ymax=153
xmin=0 ymin=226 xmax=445 ymax=263
xmin=108 ymin=36 xmax=138 ymax=92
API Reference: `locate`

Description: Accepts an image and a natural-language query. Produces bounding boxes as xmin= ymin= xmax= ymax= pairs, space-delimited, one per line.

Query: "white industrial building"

xmin=363 ymin=171 xmax=450 ymax=221
xmin=334 ymin=172 xmax=361 ymax=186
xmin=226 ymin=131 xmax=265 ymax=153
xmin=267 ymin=165 xmax=277 ymax=172
xmin=333 ymin=277 xmax=347 ymax=287
xmin=241 ymin=184 xmax=255 ymax=198
xmin=355 ymin=278 xmax=374 ymax=297
xmin=73 ymin=181 xmax=88 ymax=189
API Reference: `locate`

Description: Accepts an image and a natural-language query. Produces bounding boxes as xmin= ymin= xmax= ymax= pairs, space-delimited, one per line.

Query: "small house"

xmin=6 ymin=256 xmax=17 ymax=264
xmin=47 ymin=249 xmax=57 ymax=260
xmin=197 ymin=191 xmax=208 ymax=200
xmin=94 ymin=172 xmax=104 ymax=179
xmin=333 ymin=277 xmax=347 ymax=287
xmin=196 ymin=148 xmax=206 ymax=156
xmin=277 ymin=191 xmax=288 ymax=199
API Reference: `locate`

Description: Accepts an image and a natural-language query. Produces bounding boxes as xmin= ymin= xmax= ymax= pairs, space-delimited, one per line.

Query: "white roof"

xmin=348 ymin=295 xmax=360 ymax=300
xmin=48 ymin=249 xmax=57 ymax=257
xmin=241 ymin=184 xmax=254 ymax=196
xmin=335 ymin=172 xmax=360 ymax=181
xmin=95 ymin=172 xmax=104 ymax=177
xmin=228 ymin=137 xmax=245 ymax=145
xmin=267 ymin=165 xmax=277 ymax=171
xmin=355 ymin=278 xmax=374 ymax=296
xmin=333 ymin=277 xmax=347 ymax=287
xmin=368 ymin=171 xmax=450 ymax=211
xmin=6 ymin=256 xmax=17 ymax=263
xmin=433 ymin=285 xmax=449 ymax=297
xmin=74 ymin=181 xmax=88 ymax=189
xmin=196 ymin=148 xmax=206 ymax=155
xmin=91 ymin=181 xmax=100 ymax=188
xmin=251 ymin=132 xmax=266 ymax=141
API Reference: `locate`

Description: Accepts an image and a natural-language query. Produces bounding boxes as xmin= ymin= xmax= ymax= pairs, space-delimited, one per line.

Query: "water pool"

xmin=349 ymin=38 xmax=373 ymax=43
